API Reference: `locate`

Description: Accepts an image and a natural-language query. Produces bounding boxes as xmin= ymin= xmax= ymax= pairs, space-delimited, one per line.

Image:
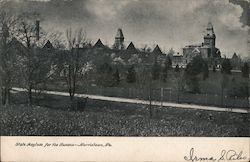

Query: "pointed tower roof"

xmin=94 ymin=39 xmax=105 ymax=48
xmin=126 ymin=42 xmax=137 ymax=54
xmin=152 ymin=45 xmax=162 ymax=55
xmin=43 ymin=40 xmax=53 ymax=49
xmin=205 ymin=22 xmax=215 ymax=37
xmin=115 ymin=28 xmax=124 ymax=39
xmin=207 ymin=22 xmax=213 ymax=30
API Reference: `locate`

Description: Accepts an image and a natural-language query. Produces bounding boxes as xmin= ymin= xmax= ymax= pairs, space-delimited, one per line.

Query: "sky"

xmin=1 ymin=0 xmax=250 ymax=58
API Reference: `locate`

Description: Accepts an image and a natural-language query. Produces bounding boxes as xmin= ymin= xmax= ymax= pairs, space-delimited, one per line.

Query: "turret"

xmin=203 ymin=22 xmax=216 ymax=48
xmin=113 ymin=28 xmax=125 ymax=50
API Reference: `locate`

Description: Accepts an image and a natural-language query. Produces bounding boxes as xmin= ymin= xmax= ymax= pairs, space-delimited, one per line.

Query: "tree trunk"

xmin=5 ymin=87 xmax=10 ymax=105
xmin=28 ymin=84 xmax=33 ymax=106
xmin=149 ymin=79 xmax=152 ymax=118
xmin=221 ymin=87 xmax=224 ymax=106
xmin=70 ymin=93 xmax=74 ymax=101
xmin=1 ymin=87 xmax=6 ymax=105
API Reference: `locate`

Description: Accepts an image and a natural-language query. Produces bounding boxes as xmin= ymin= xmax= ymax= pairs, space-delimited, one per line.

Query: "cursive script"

xmin=218 ymin=149 xmax=247 ymax=162
xmin=184 ymin=148 xmax=247 ymax=162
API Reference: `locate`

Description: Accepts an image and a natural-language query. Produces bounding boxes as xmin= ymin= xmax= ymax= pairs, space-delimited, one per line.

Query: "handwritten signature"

xmin=184 ymin=148 xmax=248 ymax=162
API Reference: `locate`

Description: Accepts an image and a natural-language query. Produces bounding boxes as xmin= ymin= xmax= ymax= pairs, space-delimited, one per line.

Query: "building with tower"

xmin=113 ymin=28 xmax=125 ymax=50
xmin=182 ymin=22 xmax=221 ymax=67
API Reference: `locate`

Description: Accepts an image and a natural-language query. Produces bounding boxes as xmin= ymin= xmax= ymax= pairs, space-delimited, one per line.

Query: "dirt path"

xmin=12 ymin=87 xmax=249 ymax=114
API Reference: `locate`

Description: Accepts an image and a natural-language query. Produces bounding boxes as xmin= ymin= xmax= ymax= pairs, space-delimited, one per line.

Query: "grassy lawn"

xmin=1 ymin=92 xmax=249 ymax=136
xmin=42 ymin=70 xmax=249 ymax=108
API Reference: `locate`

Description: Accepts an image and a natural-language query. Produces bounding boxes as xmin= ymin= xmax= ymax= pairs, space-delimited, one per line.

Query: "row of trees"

xmin=184 ymin=56 xmax=249 ymax=97
xmin=95 ymin=55 xmax=173 ymax=86
xmin=218 ymin=57 xmax=249 ymax=78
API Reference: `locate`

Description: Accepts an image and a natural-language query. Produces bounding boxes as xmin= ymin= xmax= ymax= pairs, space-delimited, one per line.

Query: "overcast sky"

xmin=1 ymin=0 xmax=250 ymax=58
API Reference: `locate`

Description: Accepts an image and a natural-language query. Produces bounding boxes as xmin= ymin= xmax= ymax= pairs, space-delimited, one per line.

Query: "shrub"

xmin=112 ymin=68 xmax=120 ymax=86
xmin=96 ymin=63 xmax=116 ymax=87
xmin=175 ymin=64 xmax=180 ymax=72
xmin=151 ymin=61 xmax=160 ymax=80
xmin=126 ymin=66 xmax=136 ymax=83
xmin=184 ymin=56 xmax=208 ymax=93
xmin=221 ymin=58 xmax=232 ymax=74
xmin=241 ymin=62 xmax=249 ymax=78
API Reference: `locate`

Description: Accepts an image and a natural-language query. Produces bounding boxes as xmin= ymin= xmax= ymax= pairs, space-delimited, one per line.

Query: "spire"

xmin=207 ymin=22 xmax=213 ymax=30
xmin=205 ymin=22 xmax=215 ymax=37
xmin=113 ymin=28 xmax=125 ymax=50
xmin=115 ymin=28 xmax=124 ymax=39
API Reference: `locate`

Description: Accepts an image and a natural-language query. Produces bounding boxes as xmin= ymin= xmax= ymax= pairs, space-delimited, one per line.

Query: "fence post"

xmin=205 ymin=93 xmax=208 ymax=105
xmin=177 ymin=88 xmax=179 ymax=103
xmin=149 ymin=79 xmax=152 ymax=118
xmin=214 ymin=94 xmax=217 ymax=106
xmin=234 ymin=96 xmax=237 ymax=108
xmin=169 ymin=88 xmax=172 ymax=102
xmin=224 ymin=95 xmax=227 ymax=108
xmin=161 ymin=88 xmax=163 ymax=108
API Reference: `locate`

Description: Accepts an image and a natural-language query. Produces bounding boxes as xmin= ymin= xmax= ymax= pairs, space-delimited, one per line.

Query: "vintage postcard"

xmin=0 ymin=0 xmax=249 ymax=161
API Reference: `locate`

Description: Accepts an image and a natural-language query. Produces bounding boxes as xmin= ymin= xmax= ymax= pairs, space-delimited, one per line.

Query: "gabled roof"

xmin=93 ymin=39 xmax=105 ymax=48
xmin=8 ymin=37 xmax=27 ymax=52
xmin=115 ymin=28 xmax=124 ymax=39
xmin=192 ymin=47 xmax=200 ymax=54
xmin=152 ymin=45 xmax=162 ymax=55
xmin=232 ymin=53 xmax=238 ymax=59
xmin=43 ymin=40 xmax=53 ymax=49
xmin=214 ymin=48 xmax=221 ymax=58
xmin=126 ymin=42 xmax=137 ymax=54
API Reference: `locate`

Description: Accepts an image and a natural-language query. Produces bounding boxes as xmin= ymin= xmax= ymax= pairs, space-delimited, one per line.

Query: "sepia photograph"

xmin=0 ymin=0 xmax=249 ymax=138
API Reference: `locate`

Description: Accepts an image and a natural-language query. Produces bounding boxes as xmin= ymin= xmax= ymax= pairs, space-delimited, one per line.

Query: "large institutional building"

xmin=173 ymin=22 xmax=221 ymax=68
xmin=94 ymin=22 xmax=222 ymax=68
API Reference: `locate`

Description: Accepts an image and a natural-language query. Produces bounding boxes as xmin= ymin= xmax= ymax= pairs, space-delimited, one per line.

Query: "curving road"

xmin=12 ymin=87 xmax=249 ymax=114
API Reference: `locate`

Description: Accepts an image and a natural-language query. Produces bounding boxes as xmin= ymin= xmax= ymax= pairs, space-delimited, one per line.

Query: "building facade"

xmin=182 ymin=22 xmax=221 ymax=67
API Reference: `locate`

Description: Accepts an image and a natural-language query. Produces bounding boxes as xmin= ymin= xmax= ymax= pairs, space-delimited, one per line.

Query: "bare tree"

xmin=15 ymin=13 xmax=52 ymax=105
xmin=46 ymin=31 xmax=66 ymax=49
xmin=63 ymin=28 xmax=89 ymax=103
xmin=0 ymin=9 xmax=19 ymax=105
xmin=173 ymin=69 xmax=184 ymax=103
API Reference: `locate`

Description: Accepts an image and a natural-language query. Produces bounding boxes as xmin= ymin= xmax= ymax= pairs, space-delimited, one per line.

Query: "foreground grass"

xmin=1 ymin=98 xmax=249 ymax=136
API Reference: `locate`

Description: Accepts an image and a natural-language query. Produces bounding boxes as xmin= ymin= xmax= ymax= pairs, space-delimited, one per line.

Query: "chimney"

xmin=35 ymin=20 xmax=40 ymax=41
xmin=2 ymin=23 xmax=9 ymax=39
